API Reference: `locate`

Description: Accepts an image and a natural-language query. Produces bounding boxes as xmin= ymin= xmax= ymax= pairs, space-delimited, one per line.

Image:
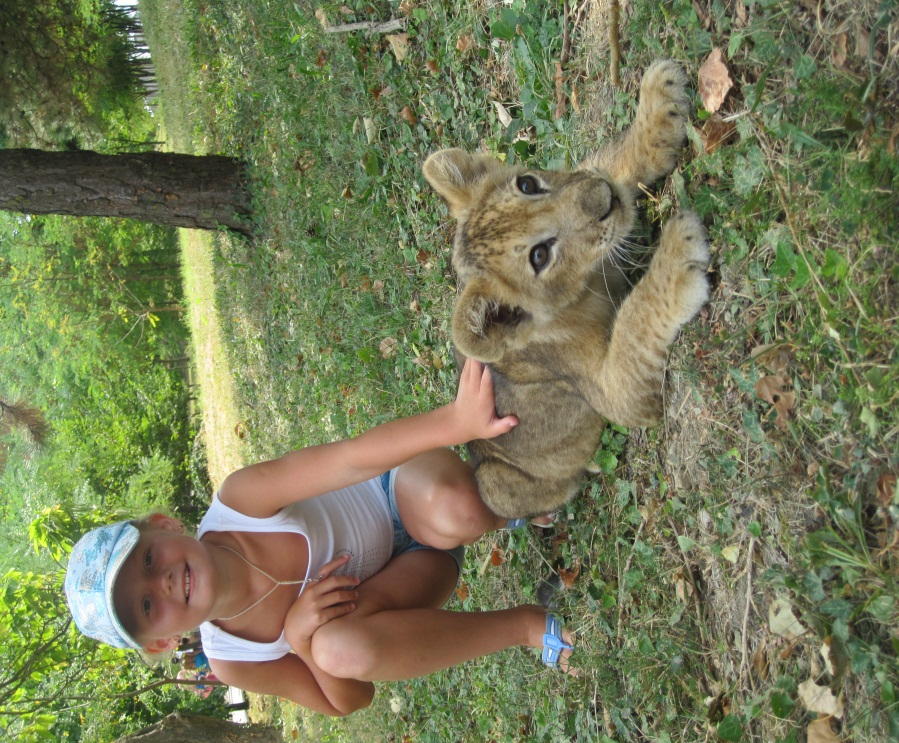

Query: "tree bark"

xmin=114 ymin=712 xmax=281 ymax=742
xmin=0 ymin=149 xmax=253 ymax=235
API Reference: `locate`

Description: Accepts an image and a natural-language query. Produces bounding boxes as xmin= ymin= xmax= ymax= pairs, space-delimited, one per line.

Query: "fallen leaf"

xmin=752 ymin=640 xmax=769 ymax=680
xmin=807 ymin=717 xmax=842 ymax=743
xmin=425 ymin=59 xmax=439 ymax=75
xmin=769 ymin=598 xmax=808 ymax=639
xmin=379 ymin=337 xmax=398 ymax=358
xmin=493 ymin=101 xmax=513 ymax=128
xmin=234 ymin=422 xmax=246 ymax=439
xmin=751 ymin=343 xmax=793 ymax=375
xmin=456 ymin=35 xmax=474 ymax=52
xmin=314 ymin=8 xmax=329 ymax=29
xmin=721 ymin=544 xmax=740 ymax=564
xmin=798 ymin=679 xmax=844 ymax=718
xmin=386 ymin=33 xmax=408 ymax=63
xmin=490 ymin=547 xmax=505 ymax=566
xmin=832 ymin=33 xmax=848 ymax=68
xmin=363 ymin=117 xmax=377 ymax=144
xmin=673 ymin=567 xmax=693 ymax=603
xmin=698 ymin=48 xmax=733 ymax=113
xmin=559 ymin=562 xmax=580 ymax=588
xmin=455 ymin=582 xmax=470 ymax=601
xmin=877 ymin=472 xmax=897 ymax=508
xmin=399 ymin=105 xmax=417 ymax=125
xmin=398 ymin=1 xmax=415 ymax=15
xmin=755 ymin=375 xmax=796 ymax=429
xmin=701 ymin=114 xmax=738 ymax=153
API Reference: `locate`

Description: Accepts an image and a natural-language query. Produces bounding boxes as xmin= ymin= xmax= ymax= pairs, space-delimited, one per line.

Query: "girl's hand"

xmin=452 ymin=357 xmax=518 ymax=442
xmin=284 ymin=554 xmax=359 ymax=653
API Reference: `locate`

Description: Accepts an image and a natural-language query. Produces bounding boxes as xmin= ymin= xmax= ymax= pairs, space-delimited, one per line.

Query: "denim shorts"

xmin=379 ymin=469 xmax=465 ymax=575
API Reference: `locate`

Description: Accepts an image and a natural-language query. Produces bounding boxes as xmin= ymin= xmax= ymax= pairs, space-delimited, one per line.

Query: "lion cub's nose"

xmin=577 ymin=179 xmax=616 ymax=221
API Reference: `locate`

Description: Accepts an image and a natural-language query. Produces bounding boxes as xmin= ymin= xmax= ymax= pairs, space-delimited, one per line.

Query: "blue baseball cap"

xmin=64 ymin=520 xmax=143 ymax=650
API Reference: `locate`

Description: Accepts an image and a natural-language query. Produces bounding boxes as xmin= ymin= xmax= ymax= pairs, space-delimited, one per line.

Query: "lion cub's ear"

xmin=423 ymin=149 xmax=502 ymax=217
xmin=452 ymin=278 xmax=532 ymax=363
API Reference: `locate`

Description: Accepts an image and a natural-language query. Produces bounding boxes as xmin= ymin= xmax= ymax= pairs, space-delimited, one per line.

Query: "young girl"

xmin=64 ymin=359 xmax=574 ymax=716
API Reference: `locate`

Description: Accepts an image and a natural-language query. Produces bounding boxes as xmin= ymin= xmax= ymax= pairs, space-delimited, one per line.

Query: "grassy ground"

xmin=142 ymin=0 xmax=897 ymax=740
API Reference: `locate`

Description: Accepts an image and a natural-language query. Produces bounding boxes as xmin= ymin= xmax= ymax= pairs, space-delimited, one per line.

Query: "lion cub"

xmin=423 ymin=61 xmax=710 ymax=518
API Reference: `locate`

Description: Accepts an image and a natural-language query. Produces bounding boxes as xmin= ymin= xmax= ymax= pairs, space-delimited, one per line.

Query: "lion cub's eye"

xmin=516 ymin=175 xmax=541 ymax=195
xmin=529 ymin=240 xmax=554 ymax=273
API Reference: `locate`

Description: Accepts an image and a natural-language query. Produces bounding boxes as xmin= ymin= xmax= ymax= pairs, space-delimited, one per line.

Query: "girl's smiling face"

xmin=112 ymin=514 xmax=219 ymax=653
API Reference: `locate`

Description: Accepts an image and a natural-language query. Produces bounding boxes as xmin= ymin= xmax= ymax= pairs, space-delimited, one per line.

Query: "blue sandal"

xmin=542 ymin=614 xmax=574 ymax=669
xmin=505 ymin=513 xmax=558 ymax=530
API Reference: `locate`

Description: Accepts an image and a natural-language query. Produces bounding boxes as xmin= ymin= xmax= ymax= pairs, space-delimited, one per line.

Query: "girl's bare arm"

xmin=209 ymin=653 xmax=373 ymax=717
xmin=219 ymin=358 xmax=516 ymax=517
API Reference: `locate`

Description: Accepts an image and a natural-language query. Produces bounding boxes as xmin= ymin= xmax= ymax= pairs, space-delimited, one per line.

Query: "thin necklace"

xmin=216 ymin=544 xmax=319 ymax=622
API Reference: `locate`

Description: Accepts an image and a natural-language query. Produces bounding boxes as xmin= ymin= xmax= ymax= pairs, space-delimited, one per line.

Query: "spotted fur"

xmin=423 ymin=61 xmax=710 ymax=518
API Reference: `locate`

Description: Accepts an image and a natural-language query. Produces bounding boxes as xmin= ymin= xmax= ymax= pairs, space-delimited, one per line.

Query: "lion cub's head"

xmin=423 ymin=148 xmax=636 ymax=363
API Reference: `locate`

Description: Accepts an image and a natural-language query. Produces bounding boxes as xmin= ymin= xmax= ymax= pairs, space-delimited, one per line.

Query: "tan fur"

xmin=423 ymin=61 xmax=710 ymax=518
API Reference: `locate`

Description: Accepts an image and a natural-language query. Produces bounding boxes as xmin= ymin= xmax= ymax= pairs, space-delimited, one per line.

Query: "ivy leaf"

xmin=716 ymin=713 xmax=743 ymax=741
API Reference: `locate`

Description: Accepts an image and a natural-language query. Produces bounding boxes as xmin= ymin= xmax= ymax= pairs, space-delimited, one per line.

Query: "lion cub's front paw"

xmin=654 ymin=211 xmax=711 ymax=322
xmin=634 ymin=60 xmax=690 ymax=179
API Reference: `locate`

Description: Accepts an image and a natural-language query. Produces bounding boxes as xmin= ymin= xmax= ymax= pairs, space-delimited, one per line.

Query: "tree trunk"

xmin=0 ymin=149 xmax=253 ymax=235
xmin=114 ymin=712 xmax=281 ymax=742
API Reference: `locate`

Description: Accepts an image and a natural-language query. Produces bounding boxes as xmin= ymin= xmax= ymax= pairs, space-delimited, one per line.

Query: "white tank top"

xmin=197 ymin=475 xmax=393 ymax=661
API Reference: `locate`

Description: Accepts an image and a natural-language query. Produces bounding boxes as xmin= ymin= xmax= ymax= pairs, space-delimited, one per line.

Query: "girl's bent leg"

xmin=393 ymin=448 xmax=506 ymax=549
xmin=309 ymin=551 xmax=569 ymax=681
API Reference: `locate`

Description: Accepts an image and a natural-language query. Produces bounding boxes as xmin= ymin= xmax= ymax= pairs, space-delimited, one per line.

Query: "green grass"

xmin=150 ymin=0 xmax=898 ymax=740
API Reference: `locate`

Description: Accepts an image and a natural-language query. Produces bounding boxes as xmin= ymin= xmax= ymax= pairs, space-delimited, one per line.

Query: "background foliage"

xmin=0 ymin=0 xmax=211 ymax=739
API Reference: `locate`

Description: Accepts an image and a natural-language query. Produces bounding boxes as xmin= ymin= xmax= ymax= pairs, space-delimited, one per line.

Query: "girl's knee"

xmin=312 ymin=621 xmax=380 ymax=680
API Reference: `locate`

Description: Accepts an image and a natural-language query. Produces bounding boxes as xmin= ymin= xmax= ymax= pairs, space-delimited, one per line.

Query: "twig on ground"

xmin=323 ymin=19 xmax=406 ymax=35
xmin=609 ymin=0 xmax=621 ymax=86
xmin=617 ymin=518 xmax=647 ymax=641
xmin=739 ymin=536 xmax=757 ymax=682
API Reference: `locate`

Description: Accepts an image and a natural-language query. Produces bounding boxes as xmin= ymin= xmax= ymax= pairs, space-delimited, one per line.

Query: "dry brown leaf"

xmin=425 ymin=59 xmax=439 ymax=75
xmin=798 ymin=679 xmax=844 ymax=718
xmin=755 ymin=374 xmax=796 ymax=429
xmin=698 ymin=48 xmax=734 ymax=113
xmin=735 ymin=1 xmax=748 ymax=28
xmin=877 ymin=472 xmax=897 ymax=508
xmin=490 ymin=547 xmax=505 ymax=566
xmin=398 ymin=0 xmax=415 ymax=15
xmin=559 ymin=562 xmax=580 ymax=589
xmin=701 ymin=114 xmax=738 ymax=153
xmin=455 ymin=582 xmax=470 ymax=601
xmin=820 ymin=637 xmax=837 ymax=677
xmin=314 ymin=8 xmax=330 ymax=29
xmin=832 ymin=33 xmax=848 ymax=68
xmin=399 ymin=105 xmax=417 ymax=125
xmin=769 ymin=598 xmax=808 ymax=639
xmin=673 ymin=566 xmax=693 ymax=603
xmin=379 ymin=337 xmax=398 ymax=358
xmin=750 ymin=342 xmax=793 ymax=375
xmin=456 ymin=35 xmax=474 ymax=53
xmin=752 ymin=640 xmax=769 ymax=680
xmin=807 ymin=717 xmax=842 ymax=743
xmin=386 ymin=33 xmax=409 ymax=63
